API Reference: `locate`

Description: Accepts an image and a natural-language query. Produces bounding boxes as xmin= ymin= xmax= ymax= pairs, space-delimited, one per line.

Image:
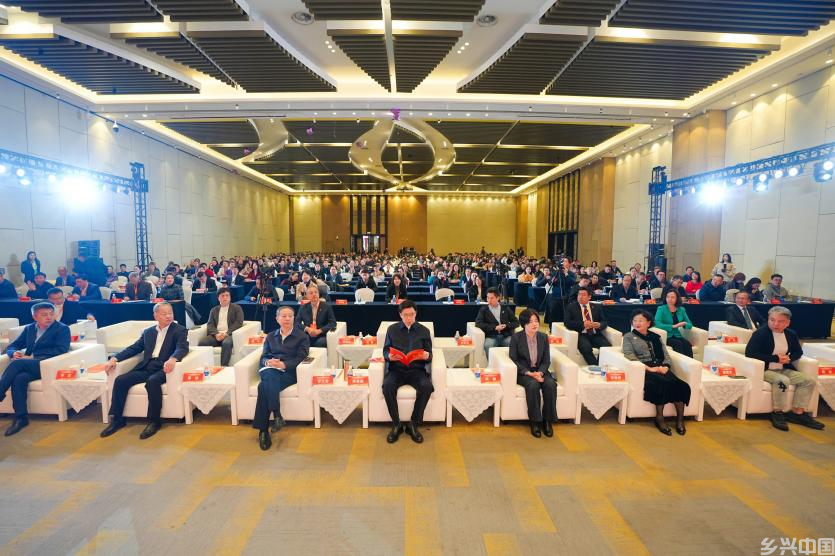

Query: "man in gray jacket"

xmin=198 ymin=287 xmax=244 ymax=365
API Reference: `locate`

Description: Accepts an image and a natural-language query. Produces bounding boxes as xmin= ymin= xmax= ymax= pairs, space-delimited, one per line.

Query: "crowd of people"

xmin=1 ymin=247 xmax=821 ymax=445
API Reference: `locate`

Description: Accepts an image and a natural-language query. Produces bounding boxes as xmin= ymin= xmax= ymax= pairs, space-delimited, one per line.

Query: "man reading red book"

xmin=382 ymin=300 xmax=433 ymax=444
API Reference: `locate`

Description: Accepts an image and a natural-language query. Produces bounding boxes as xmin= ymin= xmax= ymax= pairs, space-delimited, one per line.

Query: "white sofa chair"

xmin=0 ymin=342 xmax=105 ymax=420
xmin=105 ymin=346 xmax=214 ymax=421
xmin=703 ymin=344 xmax=820 ymax=417
xmin=434 ymin=287 xmax=455 ymax=300
xmin=488 ymin=346 xmax=579 ymax=422
xmin=7 ymin=321 xmax=92 ymax=343
xmin=550 ymin=322 xmax=623 ymax=365
xmin=354 ymin=287 xmax=375 ymax=303
xmin=325 ymin=321 xmax=348 ymax=367
xmin=96 ymin=321 xmax=156 ymax=354
xmin=650 ymin=325 xmax=709 ymax=362
xmin=233 ymin=346 xmax=327 ymax=423
xmin=376 ymin=320 xmax=435 ymax=346
xmin=707 ymin=321 xmax=755 ymax=344
xmin=598 ymin=345 xmax=702 ymax=419
xmin=99 ymin=286 xmax=112 ymax=301
xmin=187 ymin=320 xmax=262 ymax=366
xmin=368 ymin=348 xmax=447 ymax=423
xmin=0 ymin=318 xmax=20 ymax=332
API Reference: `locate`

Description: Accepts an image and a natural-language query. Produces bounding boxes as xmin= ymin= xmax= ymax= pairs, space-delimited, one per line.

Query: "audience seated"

xmin=726 ymin=290 xmax=765 ymax=331
xmin=247 ymin=274 xmax=279 ymax=302
xmin=198 ymin=287 xmax=244 ymax=366
xmin=385 ymin=274 xmax=408 ymax=301
xmin=47 ymin=288 xmax=82 ymax=324
xmin=475 ymin=288 xmax=519 ymax=356
xmin=294 ymin=285 xmax=336 ymax=348
xmin=662 ymin=275 xmax=687 ymax=299
xmin=158 ymin=274 xmax=184 ymax=301
xmin=124 ymin=272 xmax=153 ymax=301
xmin=0 ymin=268 xmax=16 ymax=299
xmin=744 ymin=277 xmax=764 ymax=302
xmin=71 ymin=275 xmax=102 ymax=301
xmin=54 ymin=266 xmax=76 ymax=287
xmin=564 ymin=289 xmax=610 ymax=365
xmin=698 ymin=274 xmax=726 ymax=302
xmin=610 ymin=274 xmax=639 ymax=301
xmin=355 ymin=269 xmax=377 ymax=291
xmin=762 ymin=273 xmax=788 ymax=302
xmin=684 ymin=271 xmax=702 ymax=296
xmin=26 ymin=272 xmax=53 ymax=299
xmin=654 ymin=290 xmax=694 ymax=358
xmin=648 ymin=270 xmax=668 ymax=290
xmin=193 ymin=271 xmax=217 ymax=292
xmin=467 ymin=274 xmax=487 ymax=302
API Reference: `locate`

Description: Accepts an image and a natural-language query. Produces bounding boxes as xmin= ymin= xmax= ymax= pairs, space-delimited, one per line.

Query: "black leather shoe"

xmin=542 ymin=420 xmax=554 ymax=437
xmin=530 ymin=422 xmax=541 ymax=438
xmin=139 ymin=422 xmax=161 ymax=440
xmin=771 ymin=411 xmax=789 ymax=431
xmin=785 ymin=411 xmax=825 ymax=430
xmin=387 ymin=423 xmax=403 ymax=444
xmin=675 ymin=423 xmax=687 ymax=436
xmin=259 ymin=430 xmax=272 ymax=451
xmin=406 ymin=423 xmax=424 ymax=444
xmin=271 ymin=416 xmax=286 ymax=433
xmin=4 ymin=417 xmax=28 ymax=437
xmin=654 ymin=420 xmax=672 ymax=436
xmin=100 ymin=420 xmax=126 ymax=438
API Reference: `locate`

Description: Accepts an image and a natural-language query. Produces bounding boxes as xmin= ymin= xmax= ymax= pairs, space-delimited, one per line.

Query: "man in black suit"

xmin=475 ymin=288 xmax=519 ymax=356
xmin=745 ymin=306 xmax=823 ymax=432
xmin=100 ymin=302 xmax=189 ymax=439
xmin=124 ymin=272 xmax=153 ymax=301
xmin=0 ymin=268 xmax=16 ymax=299
xmin=564 ymin=289 xmax=611 ymax=365
xmin=198 ymin=287 xmax=245 ymax=366
xmin=726 ymin=290 xmax=765 ymax=331
xmin=47 ymin=288 xmax=83 ymax=324
xmin=26 ymin=272 xmax=54 ymax=299
xmin=193 ymin=271 xmax=217 ymax=292
xmin=294 ymin=285 xmax=336 ymax=348
xmin=355 ymin=269 xmax=377 ymax=291
xmin=610 ymin=274 xmax=639 ymax=301
xmin=508 ymin=309 xmax=555 ymax=438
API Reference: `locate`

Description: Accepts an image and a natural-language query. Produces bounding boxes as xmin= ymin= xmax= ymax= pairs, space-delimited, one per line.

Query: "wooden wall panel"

xmin=387 ymin=195 xmax=427 ymax=253
xmin=578 ymin=158 xmax=616 ymax=264
xmin=321 ymin=195 xmax=350 ymax=252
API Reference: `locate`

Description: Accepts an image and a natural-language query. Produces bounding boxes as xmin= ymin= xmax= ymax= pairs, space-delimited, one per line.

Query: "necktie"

xmin=743 ymin=307 xmax=754 ymax=329
xmin=311 ymin=303 xmax=318 ymax=329
xmin=583 ymin=305 xmax=595 ymax=334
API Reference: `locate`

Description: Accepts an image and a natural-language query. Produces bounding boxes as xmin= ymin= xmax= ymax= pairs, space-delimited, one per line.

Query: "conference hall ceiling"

xmin=0 ymin=0 xmax=832 ymax=193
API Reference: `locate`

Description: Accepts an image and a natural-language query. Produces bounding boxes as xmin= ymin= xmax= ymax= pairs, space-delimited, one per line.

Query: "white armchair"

xmin=58 ymin=286 xmax=74 ymax=296
xmin=187 ymin=320 xmax=262 ymax=366
xmin=0 ymin=342 xmax=105 ymax=420
xmin=707 ymin=321 xmax=754 ymax=344
xmin=99 ymin=286 xmax=112 ymax=301
xmin=376 ymin=320 xmax=435 ymax=347
xmin=434 ymin=288 xmax=455 ymax=300
xmin=96 ymin=321 xmax=156 ymax=354
xmin=233 ymin=346 xmax=327 ymax=423
xmin=0 ymin=318 xmax=20 ymax=332
xmin=354 ymin=287 xmax=375 ymax=303
xmin=106 ymin=346 xmax=213 ymax=421
xmin=598 ymin=345 xmax=702 ymax=419
xmin=325 ymin=321 xmax=348 ymax=367
xmin=183 ymin=285 xmax=193 ymax=304
xmin=368 ymin=348 xmax=447 ymax=423
xmin=465 ymin=322 xmax=486 ymax=367
xmin=488 ymin=346 xmax=579 ymax=422
xmin=703 ymin=344 xmax=820 ymax=416
xmin=550 ymin=322 xmax=623 ymax=365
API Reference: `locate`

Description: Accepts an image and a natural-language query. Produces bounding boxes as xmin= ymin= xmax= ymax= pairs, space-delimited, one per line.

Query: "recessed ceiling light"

xmin=292 ymin=11 xmax=314 ymax=25
xmin=731 ymin=101 xmax=737 ymax=105
xmin=827 ymin=59 xmax=834 ymax=64
xmin=771 ymin=83 xmax=779 ymax=88
xmin=750 ymin=93 xmax=756 ymax=97
xmin=428 ymin=112 xmax=433 ymax=116
xmin=464 ymin=42 xmax=470 ymax=47
xmin=476 ymin=14 xmax=498 ymax=27
xmin=325 ymin=40 xmax=330 ymax=45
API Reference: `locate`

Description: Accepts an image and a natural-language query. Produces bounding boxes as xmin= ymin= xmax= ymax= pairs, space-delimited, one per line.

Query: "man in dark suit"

xmin=254 ymin=306 xmax=310 ymax=451
xmin=475 ymin=288 xmax=519 ymax=356
xmin=26 ymin=272 xmax=54 ymax=299
xmin=355 ymin=269 xmax=377 ymax=291
xmin=564 ymin=289 xmax=611 ymax=365
xmin=124 ymin=272 xmax=153 ymax=301
xmin=648 ymin=270 xmax=668 ymax=290
xmin=117 ymin=264 xmax=130 ymax=279
xmin=383 ymin=300 xmax=433 ymax=444
xmin=1 ymin=302 xmax=71 ymax=435
xmin=610 ymin=274 xmax=639 ymax=301
xmin=193 ymin=271 xmax=217 ymax=292
xmin=295 ymin=285 xmax=336 ymax=348
xmin=198 ymin=287 xmax=244 ymax=366
xmin=47 ymin=288 xmax=83 ymax=324
xmin=72 ymin=275 xmax=102 ymax=301
xmin=0 ymin=268 xmax=16 ymax=299
xmin=726 ymin=290 xmax=765 ymax=331
xmin=325 ymin=266 xmax=342 ymax=293
xmin=745 ymin=306 xmax=823 ymax=432
xmin=54 ymin=266 xmax=76 ymax=287
xmin=508 ymin=309 xmax=555 ymax=438
xmin=698 ymin=274 xmax=726 ymax=302
xmin=100 ymin=302 xmax=189 ymax=439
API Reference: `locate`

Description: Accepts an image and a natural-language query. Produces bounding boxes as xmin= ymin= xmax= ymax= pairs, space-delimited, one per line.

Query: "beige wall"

xmin=0 ymin=77 xmax=289 ymax=285
xmin=321 ymin=195 xmax=350 ymax=252
xmin=427 ymin=196 xmax=516 ymax=255
xmin=578 ymin=158 xmax=616 ymax=264
xmin=722 ymin=67 xmax=835 ymax=298
xmin=290 ymin=196 xmax=323 ymax=252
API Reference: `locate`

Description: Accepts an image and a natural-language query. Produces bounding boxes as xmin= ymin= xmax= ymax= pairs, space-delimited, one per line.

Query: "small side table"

xmin=181 ymin=367 xmax=238 ymax=425
xmin=818 ymin=375 xmax=835 ymax=414
xmin=53 ymin=373 xmax=110 ymax=423
xmin=575 ymin=369 xmax=629 ymax=424
xmin=444 ymin=368 xmax=502 ymax=427
xmin=311 ymin=376 xmax=369 ymax=428
xmin=336 ymin=339 xmax=378 ymax=367
xmin=698 ymin=369 xmax=750 ymax=421
xmin=434 ymin=338 xmax=476 ymax=368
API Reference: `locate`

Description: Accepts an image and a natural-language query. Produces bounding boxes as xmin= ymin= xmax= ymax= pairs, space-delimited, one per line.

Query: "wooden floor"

xmin=0 ymin=401 xmax=833 ymax=556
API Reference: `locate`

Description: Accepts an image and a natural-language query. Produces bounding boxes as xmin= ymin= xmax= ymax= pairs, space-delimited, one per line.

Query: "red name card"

xmin=182 ymin=372 xmax=204 ymax=382
xmin=718 ymin=366 xmax=737 ymax=377
xmin=18 ymin=296 xmax=31 ymax=301
xmin=456 ymin=336 xmax=473 ymax=346
xmin=688 ymin=299 xmax=700 ymax=304
xmin=152 ymin=297 xmax=164 ymax=303
xmin=335 ymin=299 xmax=348 ymax=305
xmin=347 ymin=375 xmax=369 ymax=386
xmin=453 ymin=299 xmax=465 ymax=305
xmin=299 ymin=299 xmax=311 ymax=305
xmin=71 ymin=335 xmax=80 ymax=342
xmin=247 ymin=335 xmax=265 ymax=345
xmin=722 ymin=336 xmax=739 ymax=344
xmin=603 ymin=299 xmax=616 ymax=305
xmin=480 ymin=372 xmax=500 ymax=383
xmin=548 ymin=335 xmax=563 ymax=345
xmin=770 ymin=298 xmax=781 ymax=304
xmin=259 ymin=297 xmax=273 ymax=305
xmin=361 ymin=336 xmax=377 ymax=345
xmin=606 ymin=371 xmax=626 ymax=382
xmin=208 ymin=366 xmax=223 ymax=375
xmin=312 ymin=375 xmax=334 ymax=385
xmin=338 ymin=336 xmax=357 ymax=345
xmin=812 ymin=298 xmax=823 ymax=304
xmin=819 ymin=366 xmax=835 ymax=376
xmin=110 ymin=297 xmax=123 ymax=303
xmin=56 ymin=369 xmax=77 ymax=380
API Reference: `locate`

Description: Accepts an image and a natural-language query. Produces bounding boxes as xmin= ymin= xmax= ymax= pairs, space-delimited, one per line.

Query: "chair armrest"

xmin=431 ymin=349 xmax=447 ymax=392
xmin=668 ymin=351 xmax=702 ymax=391
xmin=232 ymin=321 xmax=262 ymax=350
xmin=296 ymin=347 xmax=327 ymax=398
xmin=704 ymin=344 xmax=763 ymax=384
xmin=7 ymin=325 xmax=25 ymax=342
xmin=602 ymin=327 xmax=623 ymax=347
xmin=368 ymin=349 xmax=385 ymax=391
xmin=682 ymin=326 xmax=709 ymax=349
xmin=326 ymin=322 xmax=347 ymax=366
xmin=187 ymin=324 xmax=208 ymax=346
xmin=490 ymin=348 xmax=518 ymax=400
xmin=552 ymin=349 xmax=579 ymax=395
xmin=709 ymin=321 xmax=753 ymax=343
xmin=0 ymin=354 xmax=10 ymax=374
xmin=234 ymin=349 xmax=261 ymax=403
xmin=96 ymin=321 xmax=132 ymax=344
xmin=106 ymin=354 xmax=143 ymax=391
xmin=599 ymin=347 xmax=645 ymax=390
xmin=466 ymin=322 xmax=486 ymax=365
xmin=796 ymin=356 xmax=819 ymax=382
xmin=40 ymin=344 xmax=106 ymax=386
xmin=551 ymin=322 xmax=578 ymax=350
xmin=650 ymin=327 xmax=668 ymax=343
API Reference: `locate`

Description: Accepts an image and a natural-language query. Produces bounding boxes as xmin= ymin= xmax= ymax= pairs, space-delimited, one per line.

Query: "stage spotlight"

xmin=0 ymin=164 xmax=6 ymax=174
xmin=753 ymin=181 xmax=769 ymax=193
xmin=15 ymin=168 xmax=25 ymax=178
xmin=787 ymin=166 xmax=800 ymax=177
xmin=773 ymin=169 xmax=784 ymax=179
xmin=823 ymin=160 xmax=834 ymax=171
xmin=19 ymin=178 xmax=30 ymax=187
xmin=757 ymin=172 xmax=769 ymax=183
xmin=699 ymin=182 xmax=726 ymax=205
xmin=60 ymin=175 xmax=98 ymax=209
xmin=814 ymin=161 xmax=834 ymax=183
xmin=734 ymin=177 xmax=745 ymax=186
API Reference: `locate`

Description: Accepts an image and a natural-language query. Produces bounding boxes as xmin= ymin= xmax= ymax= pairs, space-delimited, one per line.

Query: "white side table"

xmin=575 ymin=369 xmax=628 ymax=424
xmin=311 ymin=376 xmax=369 ymax=428
xmin=444 ymin=368 xmax=502 ymax=427
xmin=814 ymin=375 xmax=834 ymax=414
xmin=698 ymin=369 xmax=750 ymax=421
xmin=53 ymin=372 xmax=110 ymax=423
xmin=336 ymin=338 xmax=378 ymax=367
xmin=180 ymin=367 xmax=238 ymax=425
xmin=434 ymin=338 xmax=476 ymax=368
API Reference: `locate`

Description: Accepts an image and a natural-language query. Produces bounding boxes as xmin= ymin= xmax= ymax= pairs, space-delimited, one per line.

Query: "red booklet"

xmin=388 ymin=347 xmax=426 ymax=366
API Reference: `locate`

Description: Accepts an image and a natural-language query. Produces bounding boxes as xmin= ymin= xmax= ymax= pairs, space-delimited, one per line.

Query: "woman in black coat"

xmin=385 ymin=274 xmax=408 ymax=301
xmin=508 ymin=309 xmax=557 ymax=438
xmin=21 ymin=251 xmax=41 ymax=284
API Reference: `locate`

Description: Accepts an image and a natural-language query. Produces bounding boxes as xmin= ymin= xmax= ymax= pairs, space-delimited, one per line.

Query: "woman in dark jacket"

xmin=622 ymin=309 xmax=691 ymax=436
xmin=467 ymin=274 xmax=487 ymax=302
xmin=247 ymin=274 xmax=280 ymax=302
xmin=385 ymin=274 xmax=408 ymax=301
xmin=21 ymin=251 xmax=41 ymax=284
xmin=159 ymin=273 xmax=184 ymax=301
xmin=508 ymin=309 xmax=556 ymax=438
xmin=744 ymin=277 xmax=764 ymax=302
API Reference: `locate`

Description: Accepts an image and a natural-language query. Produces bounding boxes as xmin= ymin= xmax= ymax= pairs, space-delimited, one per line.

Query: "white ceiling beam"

xmin=381 ymin=0 xmax=397 ymax=93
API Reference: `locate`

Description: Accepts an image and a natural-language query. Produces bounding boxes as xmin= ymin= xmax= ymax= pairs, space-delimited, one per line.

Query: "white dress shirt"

xmin=152 ymin=323 xmax=171 ymax=358
xmin=769 ymin=331 xmax=789 ymax=370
